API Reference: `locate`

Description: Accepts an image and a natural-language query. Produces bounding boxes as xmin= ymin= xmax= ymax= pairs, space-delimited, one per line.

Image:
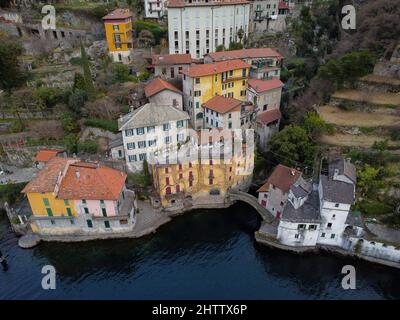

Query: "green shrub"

xmin=9 ymin=119 xmax=24 ymax=133
xmin=355 ymin=199 xmax=394 ymax=217
xmin=77 ymin=140 xmax=98 ymax=154
xmin=134 ymin=20 xmax=167 ymax=44
xmin=84 ymin=118 xmax=118 ymax=133
xmin=0 ymin=182 xmax=27 ymax=205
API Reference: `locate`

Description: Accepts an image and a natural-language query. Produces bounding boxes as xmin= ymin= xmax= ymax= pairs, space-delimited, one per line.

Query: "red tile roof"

xmin=257 ymin=109 xmax=282 ymax=125
xmin=183 ymin=59 xmax=250 ymax=77
xmin=248 ymin=78 xmax=284 ymax=93
xmin=144 ymin=77 xmax=182 ymax=98
xmin=278 ymin=1 xmax=289 ymax=10
xmin=206 ymin=48 xmax=283 ymax=62
xmin=257 ymin=164 xmax=301 ymax=193
xmin=152 ymin=53 xmax=192 ymax=65
xmin=167 ymin=0 xmax=249 ymax=8
xmin=35 ymin=149 xmax=64 ymax=163
xmin=202 ymin=95 xmax=242 ymax=114
xmin=57 ymin=162 xmax=127 ymax=200
xmin=22 ymin=158 xmax=74 ymax=194
xmin=22 ymin=158 xmax=127 ymax=201
xmin=102 ymin=8 xmax=132 ymax=20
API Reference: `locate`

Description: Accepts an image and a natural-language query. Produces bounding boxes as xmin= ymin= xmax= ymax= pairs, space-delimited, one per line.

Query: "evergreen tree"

xmin=80 ymin=43 xmax=96 ymax=100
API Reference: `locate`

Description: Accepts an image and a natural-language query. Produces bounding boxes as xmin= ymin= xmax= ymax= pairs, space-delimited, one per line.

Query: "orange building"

xmin=102 ymin=9 xmax=133 ymax=64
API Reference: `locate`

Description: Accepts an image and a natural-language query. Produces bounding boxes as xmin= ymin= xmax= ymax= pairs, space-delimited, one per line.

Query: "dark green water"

xmin=1 ymin=202 xmax=400 ymax=299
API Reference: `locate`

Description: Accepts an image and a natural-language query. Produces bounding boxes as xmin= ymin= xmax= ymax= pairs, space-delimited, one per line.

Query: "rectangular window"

xmin=163 ymin=123 xmax=171 ymax=131
xmin=127 ymin=142 xmax=135 ymax=150
xmin=100 ymin=200 xmax=105 ymax=204
xmin=64 ymin=199 xmax=69 ymax=206
xmin=102 ymin=207 xmax=107 ymax=217
xmin=43 ymin=198 xmax=50 ymax=206
xmin=138 ymin=141 xmax=146 ymax=148
xmin=84 ymin=207 xmax=89 ymax=214
xmin=195 ymin=78 xmax=200 ymax=84
xmin=330 ymin=234 xmax=336 ymax=239
xmin=242 ymin=68 xmax=247 ymax=77
xmin=147 ymin=126 xmax=155 ymax=133
xmin=104 ymin=221 xmax=111 ymax=229
xmin=165 ymin=136 xmax=171 ymax=144
xmin=66 ymin=207 xmax=73 ymax=217
xmin=136 ymin=127 xmax=145 ymax=135
xmin=177 ymin=120 xmax=183 ymax=128
xmin=82 ymin=199 xmax=87 ymax=204
xmin=125 ymin=129 xmax=134 ymax=137
xmin=46 ymin=208 xmax=53 ymax=217
xmin=196 ymin=102 xmax=200 ymax=109
xmin=113 ymin=24 xmax=119 ymax=30
xmin=209 ymin=178 xmax=213 ymax=185
xmin=165 ymin=167 xmax=169 ymax=174
xmin=87 ymin=220 xmax=93 ymax=228
xmin=139 ymin=153 xmax=146 ymax=161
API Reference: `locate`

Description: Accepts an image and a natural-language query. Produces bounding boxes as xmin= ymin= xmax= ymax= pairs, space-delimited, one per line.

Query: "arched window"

xmin=196 ymin=112 xmax=203 ymax=119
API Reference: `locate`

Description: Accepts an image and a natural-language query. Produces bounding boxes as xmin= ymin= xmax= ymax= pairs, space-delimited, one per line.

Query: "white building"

xmin=144 ymin=77 xmax=183 ymax=110
xmin=317 ymin=158 xmax=356 ymax=246
xmin=118 ymin=103 xmax=190 ymax=172
xmin=275 ymin=158 xmax=357 ymax=248
xmin=144 ymin=0 xmax=167 ymax=19
xmin=167 ymin=0 xmax=251 ymax=59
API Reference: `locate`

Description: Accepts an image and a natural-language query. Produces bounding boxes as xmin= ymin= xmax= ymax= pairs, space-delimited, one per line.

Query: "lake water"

xmin=1 ymin=202 xmax=400 ymax=300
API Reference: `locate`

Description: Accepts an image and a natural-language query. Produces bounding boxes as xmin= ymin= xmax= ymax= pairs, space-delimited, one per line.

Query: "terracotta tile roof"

xmin=206 ymin=48 xmax=283 ymax=62
xmin=144 ymin=77 xmax=181 ymax=98
xmin=167 ymin=0 xmax=250 ymax=8
xmin=257 ymin=164 xmax=301 ymax=193
xmin=102 ymin=8 xmax=132 ymax=20
xmin=256 ymin=109 xmax=282 ymax=125
xmin=35 ymin=149 xmax=64 ymax=163
xmin=202 ymin=95 xmax=242 ymax=114
xmin=22 ymin=157 xmax=75 ymax=194
xmin=152 ymin=53 xmax=192 ymax=65
xmin=248 ymin=78 xmax=284 ymax=93
xmin=182 ymin=59 xmax=250 ymax=77
xmin=57 ymin=162 xmax=127 ymax=200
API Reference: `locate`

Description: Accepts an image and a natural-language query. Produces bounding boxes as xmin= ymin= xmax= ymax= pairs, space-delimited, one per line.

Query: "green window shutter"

xmin=43 ymin=198 xmax=50 ymax=206
xmin=102 ymin=208 xmax=107 ymax=217
xmin=46 ymin=208 xmax=53 ymax=217
xmin=104 ymin=221 xmax=110 ymax=229
xmin=87 ymin=220 xmax=93 ymax=228
xmin=66 ymin=208 xmax=73 ymax=217
xmin=64 ymin=199 xmax=69 ymax=206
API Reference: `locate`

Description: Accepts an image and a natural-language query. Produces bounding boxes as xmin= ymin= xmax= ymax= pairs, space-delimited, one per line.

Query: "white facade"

xmin=277 ymin=220 xmax=320 ymax=247
xmin=121 ymin=118 xmax=189 ymax=172
xmin=203 ymin=108 xmax=241 ymax=129
xmin=144 ymin=0 xmax=167 ymax=19
xmin=110 ymin=50 xmax=132 ymax=64
xmin=148 ymin=90 xmax=183 ymax=110
xmin=317 ymin=181 xmax=352 ymax=247
xmin=167 ymin=2 xmax=251 ymax=59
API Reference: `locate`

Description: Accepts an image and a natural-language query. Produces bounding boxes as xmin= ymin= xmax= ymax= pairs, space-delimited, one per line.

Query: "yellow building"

xmin=151 ymin=135 xmax=253 ymax=209
xmin=182 ymin=59 xmax=250 ymax=129
xmin=102 ymin=8 xmax=133 ymax=64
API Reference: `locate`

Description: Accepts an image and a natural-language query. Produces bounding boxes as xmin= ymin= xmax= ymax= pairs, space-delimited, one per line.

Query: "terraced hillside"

xmin=318 ymin=73 xmax=400 ymax=149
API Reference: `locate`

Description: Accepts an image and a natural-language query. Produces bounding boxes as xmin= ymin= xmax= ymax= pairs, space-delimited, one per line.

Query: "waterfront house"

xmin=144 ymin=77 xmax=183 ymax=110
xmin=166 ymin=0 xmax=250 ymax=59
xmin=257 ymin=164 xmax=309 ymax=218
xmin=22 ymin=158 xmax=136 ymax=235
xmin=152 ymin=53 xmax=192 ymax=82
xmin=102 ymin=9 xmax=133 ymax=64
xmin=204 ymin=48 xmax=283 ymax=80
xmin=118 ymin=102 xmax=190 ymax=172
xmin=182 ymin=59 xmax=250 ymax=129
xmin=151 ymin=136 xmax=253 ymax=209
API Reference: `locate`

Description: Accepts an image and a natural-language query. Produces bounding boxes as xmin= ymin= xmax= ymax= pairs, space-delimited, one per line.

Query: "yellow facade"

xmin=104 ymin=19 xmax=133 ymax=53
xmin=26 ymin=192 xmax=77 ymax=218
xmin=152 ymin=151 xmax=251 ymax=207
xmin=194 ymin=67 xmax=249 ymax=106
